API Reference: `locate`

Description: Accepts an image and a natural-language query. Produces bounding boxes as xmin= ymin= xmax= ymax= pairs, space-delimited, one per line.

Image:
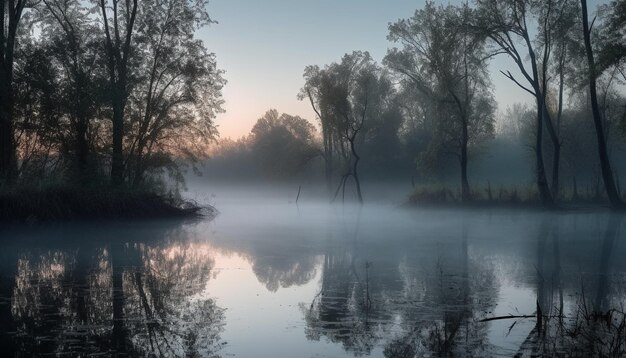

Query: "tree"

xmin=250 ymin=109 xmax=319 ymax=178
xmin=41 ymin=0 xmax=104 ymax=178
xmin=544 ymin=0 xmax=580 ymax=199
xmin=0 ymin=0 xmax=37 ymax=182
xmin=598 ymin=0 xmax=626 ymax=74
xmin=125 ymin=0 xmax=224 ymax=187
xmin=580 ymin=0 xmax=624 ymax=209
xmin=386 ymin=2 xmax=495 ymax=202
xmin=317 ymin=51 xmax=380 ymax=204
xmin=94 ymin=0 xmax=139 ymax=185
xmin=300 ymin=65 xmax=338 ymax=195
xmin=12 ymin=42 xmax=62 ymax=179
xmin=476 ymin=0 xmax=574 ymax=207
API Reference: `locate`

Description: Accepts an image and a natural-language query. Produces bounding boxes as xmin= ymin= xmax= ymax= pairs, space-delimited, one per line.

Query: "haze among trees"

xmin=1 ymin=0 xmax=626 ymax=215
xmin=206 ymin=0 xmax=626 ymax=210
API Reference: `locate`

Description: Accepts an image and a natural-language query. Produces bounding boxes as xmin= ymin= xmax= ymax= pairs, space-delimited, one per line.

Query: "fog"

xmin=2 ymin=0 xmax=626 ymax=356
xmin=1 ymin=183 xmax=624 ymax=356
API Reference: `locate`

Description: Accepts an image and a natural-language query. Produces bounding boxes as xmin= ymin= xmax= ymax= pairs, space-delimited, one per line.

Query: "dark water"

xmin=1 ymin=187 xmax=625 ymax=357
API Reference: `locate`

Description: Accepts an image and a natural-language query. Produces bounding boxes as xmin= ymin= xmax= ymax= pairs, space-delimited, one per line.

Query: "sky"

xmin=197 ymin=0 xmax=601 ymax=139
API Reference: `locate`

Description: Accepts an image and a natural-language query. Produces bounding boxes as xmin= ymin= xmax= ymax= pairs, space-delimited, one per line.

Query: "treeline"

xmin=208 ymin=0 xmax=626 ymax=208
xmin=0 ymin=0 xmax=224 ymax=190
xmin=303 ymin=0 xmax=626 ymax=208
xmin=206 ymin=102 xmax=416 ymax=185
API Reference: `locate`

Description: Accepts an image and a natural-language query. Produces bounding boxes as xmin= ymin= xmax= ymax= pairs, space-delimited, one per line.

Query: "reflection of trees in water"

xmin=208 ymin=231 xmax=321 ymax=292
xmin=517 ymin=214 xmax=626 ymax=357
xmin=124 ymin=241 xmax=225 ymax=357
xmin=383 ymin=224 xmax=497 ymax=357
xmin=302 ymin=222 xmax=498 ymax=357
xmin=251 ymin=250 xmax=320 ymax=292
xmin=11 ymin=248 xmax=114 ymax=354
xmin=7 ymin=237 xmax=226 ymax=357
xmin=302 ymin=251 xmax=388 ymax=356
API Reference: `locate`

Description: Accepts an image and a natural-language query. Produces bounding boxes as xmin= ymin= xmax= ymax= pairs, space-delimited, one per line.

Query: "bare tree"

xmin=476 ymin=0 xmax=572 ymax=207
xmin=580 ymin=0 xmax=624 ymax=209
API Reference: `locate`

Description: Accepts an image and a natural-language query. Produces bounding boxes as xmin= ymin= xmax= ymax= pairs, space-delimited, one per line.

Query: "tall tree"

xmin=580 ymin=0 xmax=624 ymax=209
xmin=307 ymin=51 xmax=381 ymax=204
xmin=125 ymin=0 xmax=224 ymax=187
xmin=476 ymin=0 xmax=572 ymax=207
xmin=0 ymin=0 xmax=35 ymax=182
xmin=386 ymin=2 xmax=495 ymax=202
xmin=300 ymin=65 xmax=337 ymax=195
xmin=324 ymin=52 xmax=376 ymax=204
xmin=41 ymin=0 xmax=103 ymax=177
xmin=543 ymin=0 xmax=579 ymax=199
xmin=95 ymin=0 xmax=138 ymax=185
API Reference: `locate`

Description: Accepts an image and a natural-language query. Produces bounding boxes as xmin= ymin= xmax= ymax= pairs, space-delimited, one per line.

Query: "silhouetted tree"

xmin=300 ymin=65 xmax=337 ymax=195
xmin=0 ymin=0 xmax=38 ymax=182
xmin=41 ymin=0 xmax=104 ymax=179
xmin=125 ymin=0 xmax=224 ymax=187
xmin=250 ymin=109 xmax=319 ymax=178
xmin=94 ymin=0 xmax=138 ymax=185
xmin=476 ymin=0 xmax=573 ymax=207
xmin=580 ymin=0 xmax=624 ymax=209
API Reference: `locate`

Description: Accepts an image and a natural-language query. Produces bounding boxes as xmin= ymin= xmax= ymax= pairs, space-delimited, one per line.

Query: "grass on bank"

xmin=0 ymin=183 xmax=216 ymax=223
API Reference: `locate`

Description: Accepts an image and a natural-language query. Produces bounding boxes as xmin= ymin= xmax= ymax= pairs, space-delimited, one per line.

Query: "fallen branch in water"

xmin=479 ymin=314 xmax=561 ymax=322
xmin=479 ymin=315 xmax=536 ymax=322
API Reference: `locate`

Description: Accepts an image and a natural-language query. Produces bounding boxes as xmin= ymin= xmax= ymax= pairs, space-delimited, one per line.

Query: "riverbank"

xmin=405 ymin=185 xmax=618 ymax=211
xmin=0 ymin=185 xmax=216 ymax=223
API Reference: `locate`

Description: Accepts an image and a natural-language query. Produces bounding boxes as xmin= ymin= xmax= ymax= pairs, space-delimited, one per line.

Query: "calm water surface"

xmin=0 ymin=186 xmax=625 ymax=357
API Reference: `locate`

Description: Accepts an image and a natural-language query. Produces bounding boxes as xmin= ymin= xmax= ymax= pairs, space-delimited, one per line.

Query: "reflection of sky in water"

xmin=204 ymin=252 xmax=358 ymax=357
xmin=1 ymin=185 xmax=625 ymax=356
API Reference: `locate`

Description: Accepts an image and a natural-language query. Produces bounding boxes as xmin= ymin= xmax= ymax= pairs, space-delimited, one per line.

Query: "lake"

xmin=0 ymin=185 xmax=624 ymax=357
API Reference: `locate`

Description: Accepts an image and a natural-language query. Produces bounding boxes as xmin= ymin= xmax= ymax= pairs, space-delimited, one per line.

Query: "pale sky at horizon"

xmin=198 ymin=0 xmax=606 ymax=139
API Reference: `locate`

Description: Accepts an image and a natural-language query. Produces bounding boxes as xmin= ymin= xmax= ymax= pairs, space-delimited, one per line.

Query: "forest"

xmin=208 ymin=0 xmax=626 ymax=209
xmin=0 ymin=0 xmax=626 ymax=220
xmin=3 ymin=1 xmax=626 ymax=357
xmin=0 ymin=0 xmax=224 ymax=219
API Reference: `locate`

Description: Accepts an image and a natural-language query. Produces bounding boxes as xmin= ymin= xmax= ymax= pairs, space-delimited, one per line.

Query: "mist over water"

xmin=0 ymin=183 xmax=623 ymax=357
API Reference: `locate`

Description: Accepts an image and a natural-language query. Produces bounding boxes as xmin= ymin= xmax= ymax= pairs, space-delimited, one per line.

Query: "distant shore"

xmin=0 ymin=185 xmax=216 ymax=223
xmin=404 ymin=186 xmax=620 ymax=212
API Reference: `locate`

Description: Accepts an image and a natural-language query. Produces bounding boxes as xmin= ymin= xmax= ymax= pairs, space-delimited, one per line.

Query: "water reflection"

xmin=0 ymin=207 xmax=625 ymax=357
xmin=298 ymin=214 xmax=498 ymax=357
xmin=523 ymin=214 xmax=626 ymax=357
xmin=0 ymin=223 xmax=226 ymax=357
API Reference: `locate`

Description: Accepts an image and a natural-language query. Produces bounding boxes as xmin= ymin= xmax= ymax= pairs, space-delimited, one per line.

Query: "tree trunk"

xmin=581 ymin=0 xmax=624 ymax=209
xmin=349 ymin=136 xmax=363 ymax=204
xmin=76 ymin=117 xmax=89 ymax=175
xmin=111 ymin=98 xmax=125 ymax=186
xmin=460 ymin=121 xmax=471 ymax=203
xmin=536 ymin=97 xmax=554 ymax=207
xmin=0 ymin=92 xmax=16 ymax=182
xmin=324 ymin=129 xmax=333 ymax=196
xmin=0 ymin=8 xmax=19 ymax=184
xmin=540 ymin=105 xmax=561 ymax=201
xmin=551 ymin=139 xmax=560 ymax=200
xmin=74 ymin=73 xmax=90 ymax=177
xmin=552 ymin=57 xmax=566 ymax=200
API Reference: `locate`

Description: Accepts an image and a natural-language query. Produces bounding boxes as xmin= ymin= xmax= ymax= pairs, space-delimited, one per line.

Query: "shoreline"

xmin=0 ymin=186 xmax=217 ymax=224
